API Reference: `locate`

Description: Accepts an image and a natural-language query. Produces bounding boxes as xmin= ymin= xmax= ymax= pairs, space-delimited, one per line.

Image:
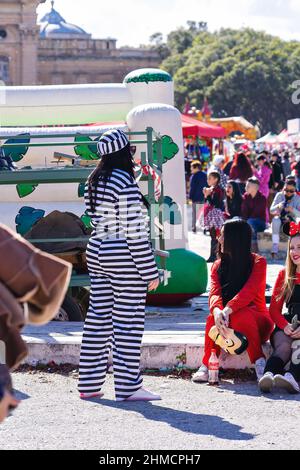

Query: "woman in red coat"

xmin=193 ymin=219 xmax=274 ymax=383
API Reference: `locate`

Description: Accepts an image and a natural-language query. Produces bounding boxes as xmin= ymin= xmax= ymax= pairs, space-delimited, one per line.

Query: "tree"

xmin=160 ymin=27 xmax=300 ymax=133
xmin=149 ymin=32 xmax=170 ymax=60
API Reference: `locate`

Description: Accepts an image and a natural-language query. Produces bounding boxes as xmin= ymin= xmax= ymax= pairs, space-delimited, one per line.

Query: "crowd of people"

xmin=188 ymin=149 xmax=300 ymax=261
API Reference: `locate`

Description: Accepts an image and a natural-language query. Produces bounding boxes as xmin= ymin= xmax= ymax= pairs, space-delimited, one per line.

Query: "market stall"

xmin=182 ymin=114 xmax=227 ymax=169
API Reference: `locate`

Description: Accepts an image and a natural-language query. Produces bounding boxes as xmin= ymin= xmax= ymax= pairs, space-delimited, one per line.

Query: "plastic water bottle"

xmin=208 ymin=349 xmax=219 ymax=386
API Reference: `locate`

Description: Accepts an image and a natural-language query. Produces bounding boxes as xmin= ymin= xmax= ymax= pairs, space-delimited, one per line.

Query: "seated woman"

xmin=259 ymin=222 xmax=300 ymax=394
xmin=192 ymin=219 xmax=274 ymax=383
xmin=224 ymin=180 xmax=243 ymax=219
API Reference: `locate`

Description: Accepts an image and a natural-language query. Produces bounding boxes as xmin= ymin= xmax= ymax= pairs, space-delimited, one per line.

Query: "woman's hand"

xmin=284 ymin=323 xmax=294 ymax=336
xmin=0 ymin=391 xmax=19 ymax=423
xmin=291 ymin=326 xmax=300 ymax=339
xmin=203 ymin=187 xmax=213 ymax=198
xmin=214 ymin=309 xmax=229 ymax=337
xmin=148 ymin=278 xmax=160 ymax=292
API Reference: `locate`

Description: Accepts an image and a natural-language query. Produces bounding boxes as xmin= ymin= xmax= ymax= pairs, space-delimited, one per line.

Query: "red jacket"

xmin=241 ymin=191 xmax=267 ymax=222
xmin=269 ymin=269 xmax=300 ymax=330
xmin=209 ymin=254 xmax=269 ymax=315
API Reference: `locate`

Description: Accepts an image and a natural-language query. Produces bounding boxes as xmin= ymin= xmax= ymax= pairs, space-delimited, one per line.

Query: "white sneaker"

xmin=258 ymin=372 xmax=274 ymax=393
xmin=255 ymin=358 xmax=266 ymax=381
xmin=274 ymin=373 xmax=300 ymax=394
xmin=192 ymin=365 xmax=208 ymax=383
xmin=117 ymin=388 xmax=162 ymax=402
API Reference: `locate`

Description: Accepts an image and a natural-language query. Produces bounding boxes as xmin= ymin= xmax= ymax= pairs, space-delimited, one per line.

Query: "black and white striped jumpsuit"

xmin=78 ymin=169 xmax=159 ymax=400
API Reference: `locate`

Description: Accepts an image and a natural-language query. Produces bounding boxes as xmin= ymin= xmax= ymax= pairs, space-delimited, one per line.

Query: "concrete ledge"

xmin=22 ymin=321 xmax=272 ymax=370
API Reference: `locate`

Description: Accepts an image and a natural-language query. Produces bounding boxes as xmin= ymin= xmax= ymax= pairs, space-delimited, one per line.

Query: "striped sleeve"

xmin=118 ymin=183 xmax=159 ymax=282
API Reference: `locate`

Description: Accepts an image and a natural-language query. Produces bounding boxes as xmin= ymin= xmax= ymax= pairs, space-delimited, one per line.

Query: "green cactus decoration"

xmin=74 ymin=135 xmax=99 ymax=161
xmin=152 ymin=135 xmax=179 ymax=165
xmin=2 ymin=133 xmax=31 ymax=162
xmin=15 ymin=206 xmax=45 ymax=235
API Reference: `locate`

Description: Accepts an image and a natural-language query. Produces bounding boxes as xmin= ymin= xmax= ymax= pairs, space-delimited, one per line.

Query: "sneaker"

xmin=192 ymin=365 xmax=208 ymax=383
xmin=274 ymin=373 xmax=300 ymax=394
xmin=117 ymin=388 xmax=162 ymax=402
xmin=258 ymin=372 xmax=274 ymax=393
xmin=255 ymin=358 xmax=266 ymax=381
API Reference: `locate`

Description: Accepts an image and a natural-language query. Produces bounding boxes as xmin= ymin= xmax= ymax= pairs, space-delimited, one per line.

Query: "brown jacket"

xmin=0 ymin=224 xmax=72 ymax=370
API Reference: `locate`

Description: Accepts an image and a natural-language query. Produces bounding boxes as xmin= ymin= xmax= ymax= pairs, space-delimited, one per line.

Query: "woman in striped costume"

xmin=78 ymin=129 xmax=161 ymax=402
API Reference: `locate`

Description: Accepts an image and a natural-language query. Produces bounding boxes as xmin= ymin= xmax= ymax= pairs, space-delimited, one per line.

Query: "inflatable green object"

xmin=148 ymin=248 xmax=208 ymax=306
xmin=124 ymin=70 xmax=172 ymax=84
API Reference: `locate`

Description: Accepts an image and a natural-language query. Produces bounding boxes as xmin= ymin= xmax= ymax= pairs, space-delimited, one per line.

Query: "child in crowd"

xmin=200 ymin=171 xmax=225 ymax=263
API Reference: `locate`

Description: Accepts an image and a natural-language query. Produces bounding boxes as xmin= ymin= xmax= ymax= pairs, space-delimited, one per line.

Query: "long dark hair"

xmin=87 ymin=143 xmax=149 ymax=211
xmin=231 ymin=152 xmax=253 ymax=181
xmin=257 ymin=154 xmax=272 ymax=170
xmin=218 ymin=219 xmax=254 ymax=305
xmin=226 ymin=180 xmax=242 ymax=205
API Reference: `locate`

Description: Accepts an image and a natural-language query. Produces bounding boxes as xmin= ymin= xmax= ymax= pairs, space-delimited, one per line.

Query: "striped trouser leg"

xmin=110 ymin=276 xmax=148 ymax=401
xmin=78 ymin=275 xmax=114 ymax=394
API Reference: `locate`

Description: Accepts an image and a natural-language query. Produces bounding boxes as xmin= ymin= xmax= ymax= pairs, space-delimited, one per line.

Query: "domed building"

xmin=0 ymin=0 xmax=159 ymax=86
xmin=39 ymin=1 xmax=91 ymax=39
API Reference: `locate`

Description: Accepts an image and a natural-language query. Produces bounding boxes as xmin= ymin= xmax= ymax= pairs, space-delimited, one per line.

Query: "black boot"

xmin=207 ymin=236 xmax=218 ymax=263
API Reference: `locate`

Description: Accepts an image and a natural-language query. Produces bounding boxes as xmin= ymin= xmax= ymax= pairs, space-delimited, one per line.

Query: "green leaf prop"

xmin=81 ymin=212 xmax=92 ymax=229
xmin=15 ymin=206 xmax=45 ymax=235
xmin=74 ymin=135 xmax=99 ymax=161
xmin=17 ymin=183 xmax=38 ymax=198
xmin=152 ymin=135 xmax=179 ymax=165
xmin=78 ymin=182 xmax=85 ymax=198
xmin=2 ymin=133 xmax=30 ymax=162
xmin=163 ymin=196 xmax=182 ymax=225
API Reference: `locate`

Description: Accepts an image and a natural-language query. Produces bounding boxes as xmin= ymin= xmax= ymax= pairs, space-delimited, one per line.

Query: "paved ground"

xmin=0 ymin=209 xmax=292 ymax=451
xmin=1 ymin=372 xmax=299 ymax=450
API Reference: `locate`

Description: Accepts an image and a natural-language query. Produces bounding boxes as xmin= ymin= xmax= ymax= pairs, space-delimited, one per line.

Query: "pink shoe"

xmin=117 ymin=388 xmax=161 ymax=402
xmin=79 ymin=392 xmax=104 ymax=399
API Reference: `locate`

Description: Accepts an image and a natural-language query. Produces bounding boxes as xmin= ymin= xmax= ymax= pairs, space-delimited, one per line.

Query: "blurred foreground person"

xmin=0 ymin=224 xmax=72 ymax=423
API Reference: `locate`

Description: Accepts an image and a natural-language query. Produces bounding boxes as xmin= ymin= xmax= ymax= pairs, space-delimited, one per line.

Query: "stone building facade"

xmin=0 ymin=0 xmax=160 ymax=86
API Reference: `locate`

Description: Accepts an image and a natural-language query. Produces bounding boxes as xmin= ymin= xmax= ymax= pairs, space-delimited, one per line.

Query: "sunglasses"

xmin=285 ymin=190 xmax=296 ymax=194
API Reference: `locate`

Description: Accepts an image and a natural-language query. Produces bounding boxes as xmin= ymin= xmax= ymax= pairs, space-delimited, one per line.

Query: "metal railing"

xmin=0 ymin=127 xmax=168 ymax=288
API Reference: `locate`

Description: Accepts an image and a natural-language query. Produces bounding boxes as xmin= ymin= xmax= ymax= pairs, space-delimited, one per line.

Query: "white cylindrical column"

xmin=127 ymin=103 xmax=188 ymax=251
xmin=124 ymin=69 xmax=174 ymax=109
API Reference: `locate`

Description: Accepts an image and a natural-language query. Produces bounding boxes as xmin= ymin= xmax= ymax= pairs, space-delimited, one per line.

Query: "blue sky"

xmin=38 ymin=0 xmax=300 ymax=47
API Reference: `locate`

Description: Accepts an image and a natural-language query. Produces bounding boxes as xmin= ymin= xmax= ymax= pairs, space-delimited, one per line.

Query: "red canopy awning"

xmin=182 ymin=114 xmax=227 ymax=139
